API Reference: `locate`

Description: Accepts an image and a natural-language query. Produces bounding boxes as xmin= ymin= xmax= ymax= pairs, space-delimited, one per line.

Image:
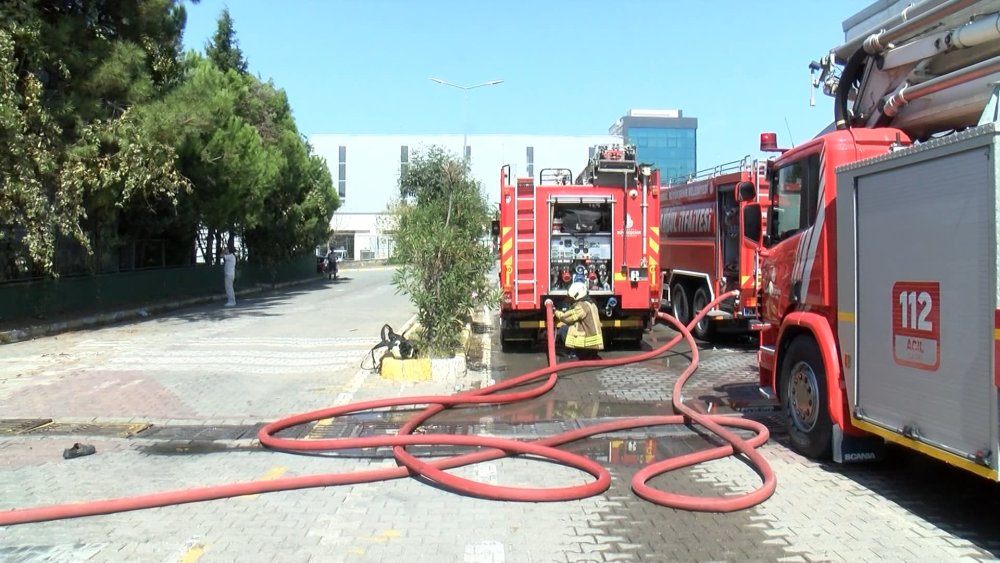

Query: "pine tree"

xmin=206 ymin=8 xmax=248 ymax=73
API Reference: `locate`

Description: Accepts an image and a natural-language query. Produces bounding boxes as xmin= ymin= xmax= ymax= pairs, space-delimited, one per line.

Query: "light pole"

xmin=430 ymin=77 xmax=503 ymax=161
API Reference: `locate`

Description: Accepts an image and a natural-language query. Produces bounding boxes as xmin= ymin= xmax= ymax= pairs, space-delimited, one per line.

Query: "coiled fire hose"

xmin=0 ymin=290 xmax=775 ymax=525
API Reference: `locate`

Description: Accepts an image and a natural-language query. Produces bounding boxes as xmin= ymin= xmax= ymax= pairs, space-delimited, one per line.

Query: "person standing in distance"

xmin=223 ymin=245 xmax=237 ymax=307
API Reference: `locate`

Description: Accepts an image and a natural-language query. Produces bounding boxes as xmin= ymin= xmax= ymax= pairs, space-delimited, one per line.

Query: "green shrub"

xmin=388 ymin=147 xmax=493 ymax=356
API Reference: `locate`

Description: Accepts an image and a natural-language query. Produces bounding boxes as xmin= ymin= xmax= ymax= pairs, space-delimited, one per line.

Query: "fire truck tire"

xmin=670 ymin=283 xmax=691 ymax=328
xmin=780 ymin=336 xmax=832 ymax=459
xmin=691 ymin=286 xmax=715 ymax=341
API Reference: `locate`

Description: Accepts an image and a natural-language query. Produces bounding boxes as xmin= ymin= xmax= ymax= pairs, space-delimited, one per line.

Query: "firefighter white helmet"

xmin=568 ymin=282 xmax=588 ymax=301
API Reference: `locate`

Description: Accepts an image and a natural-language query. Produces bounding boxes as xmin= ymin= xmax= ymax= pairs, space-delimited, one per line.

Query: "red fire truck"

xmin=659 ymin=157 xmax=769 ymax=340
xmin=754 ymin=0 xmax=1000 ymax=480
xmin=498 ymin=145 xmax=661 ymax=350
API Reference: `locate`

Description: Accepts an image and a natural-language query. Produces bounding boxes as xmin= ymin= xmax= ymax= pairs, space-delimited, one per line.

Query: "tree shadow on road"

xmin=153 ymin=276 xmax=358 ymax=324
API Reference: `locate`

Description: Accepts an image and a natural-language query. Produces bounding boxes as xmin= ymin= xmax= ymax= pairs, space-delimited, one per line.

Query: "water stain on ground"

xmin=138 ymin=440 xmax=260 ymax=456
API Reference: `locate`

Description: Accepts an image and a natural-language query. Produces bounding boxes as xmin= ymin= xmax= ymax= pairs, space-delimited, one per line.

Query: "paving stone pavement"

xmin=2 ymin=277 xmax=1000 ymax=562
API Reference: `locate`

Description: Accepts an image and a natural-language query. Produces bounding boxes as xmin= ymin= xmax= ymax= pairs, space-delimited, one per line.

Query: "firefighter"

xmin=555 ymin=281 xmax=604 ymax=360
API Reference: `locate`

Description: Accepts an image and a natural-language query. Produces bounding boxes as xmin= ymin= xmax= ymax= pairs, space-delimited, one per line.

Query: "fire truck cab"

xmin=756 ymin=0 xmax=1000 ymax=479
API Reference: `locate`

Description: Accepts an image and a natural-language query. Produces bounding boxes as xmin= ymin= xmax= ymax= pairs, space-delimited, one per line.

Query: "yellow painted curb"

xmin=379 ymin=356 xmax=433 ymax=381
xmin=377 ymin=318 xmax=472 ymax=382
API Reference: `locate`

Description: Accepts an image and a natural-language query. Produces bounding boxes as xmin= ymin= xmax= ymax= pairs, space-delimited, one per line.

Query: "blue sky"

xmin=181 ymin=0 xmax=875 ymax=169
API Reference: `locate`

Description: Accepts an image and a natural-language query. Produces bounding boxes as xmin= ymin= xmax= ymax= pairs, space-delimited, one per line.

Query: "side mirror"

xmin=743 ymin=203 xmax=763 ymax=244
xmin=735 ymin=181 xmax=756 ymax=202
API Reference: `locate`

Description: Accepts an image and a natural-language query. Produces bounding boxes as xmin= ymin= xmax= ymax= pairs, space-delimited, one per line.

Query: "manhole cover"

xmin=0 ymin=419 xmax=52 ymax=434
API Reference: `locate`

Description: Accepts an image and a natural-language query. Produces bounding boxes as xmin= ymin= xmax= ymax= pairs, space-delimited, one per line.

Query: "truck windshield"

xmin=769 ymin=154 xmax=819 ymax=245
xmin=773 ymin=164 xmax=803 ymax=243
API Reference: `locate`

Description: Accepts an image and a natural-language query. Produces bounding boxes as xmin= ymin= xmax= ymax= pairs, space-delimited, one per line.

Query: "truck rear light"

xmin=503 ymin=292 xmax=512 ymax=304
xmin=995 ymin=309 xmax=1000 ymax=389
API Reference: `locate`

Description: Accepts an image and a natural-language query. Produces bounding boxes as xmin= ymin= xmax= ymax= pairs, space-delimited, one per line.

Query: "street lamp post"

xmin=430 ymin=77 xmax=503 ymax=161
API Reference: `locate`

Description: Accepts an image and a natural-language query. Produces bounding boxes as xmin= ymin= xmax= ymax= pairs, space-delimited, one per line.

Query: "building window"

xmin=625 ymin=126 xmax=697 ymax=180
xmin=400 ymin=145 xmax=409 ymax=177
xmin=338 ymin=145 xmax=346 ymax=198
xmin=526 ymin=146 xmax=534 ymax=179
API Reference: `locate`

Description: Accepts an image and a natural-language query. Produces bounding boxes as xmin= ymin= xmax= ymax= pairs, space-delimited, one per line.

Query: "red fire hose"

xmin=0 ymin=291 xmax=775 ymax=525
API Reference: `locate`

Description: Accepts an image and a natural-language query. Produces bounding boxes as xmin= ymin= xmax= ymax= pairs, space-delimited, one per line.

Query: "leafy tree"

xmin=236 ymin=73 xmax=338 ymax=267
xmin=0 ymin=1 xmax=192 ymax=277
xmin=65 ymin=113 xmax=190 ymax=266
xmin=135 ymin=54 xmax=271 ymax=263
xmin=0 ymin=0 xmax=336 ymax=281
xmin=391 ymin=147 xmax=493 ymax=356
xmin=0 ymin=26 xmax=83 ymax=275
xmin=243 ymin=135 xmax=338 ymax=270
xmin=205 ymin=8 xmax=247 ymax=74
xmin=1 ymin=0 xmax=188 ymax=136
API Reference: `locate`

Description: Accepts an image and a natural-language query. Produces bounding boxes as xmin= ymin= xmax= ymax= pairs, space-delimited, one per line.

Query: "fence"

xmin=0 ymin=255 xmax=316 ymax=325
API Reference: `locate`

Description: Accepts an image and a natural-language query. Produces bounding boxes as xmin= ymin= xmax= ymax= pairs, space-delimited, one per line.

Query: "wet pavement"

xmin=1 ymin=278 xmax=999 ymax=561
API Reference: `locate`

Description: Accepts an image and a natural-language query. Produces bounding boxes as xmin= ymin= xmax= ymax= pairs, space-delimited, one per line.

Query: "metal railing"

xmin=664 ymin=155 xmax=753 ymax=186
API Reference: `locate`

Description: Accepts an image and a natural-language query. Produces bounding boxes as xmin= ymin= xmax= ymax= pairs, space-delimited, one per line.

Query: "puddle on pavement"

xmin=139 ymin=440 xmax=260 ymax=456
xmin=564 ymin=433 xmax=728 ymax=468
xmin=428 ymin=398 xmax=675 ymax=424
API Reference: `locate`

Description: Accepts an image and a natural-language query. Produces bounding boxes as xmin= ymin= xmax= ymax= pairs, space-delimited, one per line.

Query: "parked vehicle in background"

xmin=659 ymin=157 xmax=769 ymax=340
xmin=316 ymin=247 xmax=345 ymax=278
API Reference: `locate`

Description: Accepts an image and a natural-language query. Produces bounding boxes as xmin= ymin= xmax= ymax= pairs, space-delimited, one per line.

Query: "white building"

xmin=309 ymin=134 xmax=621 ymax=261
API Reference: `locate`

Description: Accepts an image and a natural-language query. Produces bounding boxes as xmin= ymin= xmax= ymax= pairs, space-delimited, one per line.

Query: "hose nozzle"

xmin=605 ymin=297 xmax=618 ymax=318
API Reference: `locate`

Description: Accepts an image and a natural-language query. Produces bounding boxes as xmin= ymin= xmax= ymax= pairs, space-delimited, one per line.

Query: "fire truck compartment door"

xmin=850 ymin=138 xmax=998 ymax=462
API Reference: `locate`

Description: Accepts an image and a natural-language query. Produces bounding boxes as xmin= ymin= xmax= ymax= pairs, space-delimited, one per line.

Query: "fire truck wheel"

xmin=691 ymin=286 xmax=715 ymax=341
xmin=780 ymin=336 xmax=832 ymax=459
xmin=670 ymin=283 xmax=691 ymax=328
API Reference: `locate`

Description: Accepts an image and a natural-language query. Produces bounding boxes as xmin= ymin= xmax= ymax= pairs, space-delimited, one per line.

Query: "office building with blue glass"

xmin=609 ymin=109 xmax=697 ymax=182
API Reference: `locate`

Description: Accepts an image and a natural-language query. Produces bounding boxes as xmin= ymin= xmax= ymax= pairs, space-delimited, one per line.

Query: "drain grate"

xmin=26 ymin=422 xmax=150 ymax=438
xmin=305 ymin=422 xmax=359 ymax=440
xmin=137 ymin=424 xmax=267 ymax=441
xmin=0 ymin=419 xmax=52 ymax=434
xmin=739 ymin=411 xmax=786 ymax=433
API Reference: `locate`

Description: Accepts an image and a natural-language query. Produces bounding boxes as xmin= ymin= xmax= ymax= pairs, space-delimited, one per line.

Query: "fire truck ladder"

xmin=513 ymin=177 xmax=537 ymax=307
xmin=575 ymin=144 xmax=638 ymax=186
xmin=813 ymin=0 xmax=1000 ymax=138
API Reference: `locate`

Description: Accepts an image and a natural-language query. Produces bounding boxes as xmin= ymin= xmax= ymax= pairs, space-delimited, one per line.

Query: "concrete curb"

xmin=378 ymin=322 xmax=469 ymax=384
xmin=379 ymin=306 xmax=493 ymax=391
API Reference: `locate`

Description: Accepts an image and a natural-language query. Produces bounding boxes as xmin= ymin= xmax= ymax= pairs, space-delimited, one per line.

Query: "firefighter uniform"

xmin=555 ymin=282 xmax=604 ymax=357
